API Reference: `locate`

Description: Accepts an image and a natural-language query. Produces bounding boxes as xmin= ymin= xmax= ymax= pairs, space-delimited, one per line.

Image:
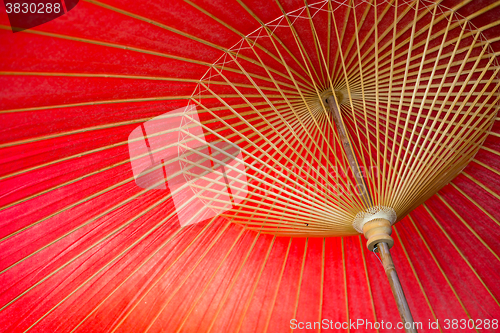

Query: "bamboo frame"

xmin=178 ymin=0 xmax=500 ymax=236
xmin=2 ymin=2 xmax=500 ymax=331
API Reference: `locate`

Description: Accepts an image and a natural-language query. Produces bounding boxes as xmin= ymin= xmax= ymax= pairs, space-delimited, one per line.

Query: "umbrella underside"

xmin=1 ymin=0 xmax=500 ymax=332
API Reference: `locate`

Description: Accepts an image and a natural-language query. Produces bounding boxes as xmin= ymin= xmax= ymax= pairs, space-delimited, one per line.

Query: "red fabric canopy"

xmin=1 ymin=0 xmax=500 ymax=332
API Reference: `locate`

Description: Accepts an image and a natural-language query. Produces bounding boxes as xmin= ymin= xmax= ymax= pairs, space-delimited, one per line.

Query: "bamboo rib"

xmin=5 ymin=0 xmax=495 ymax=239
xmin=422 ymin=204 xmax=500 ymax=309
xmin=0 ymin=100 xmax=290 ymax=151
xmin=0 ymin=95 xmax=200 ymax=114
xmin=0 ymin=71 xmax=299 ymax=96
xmin=1 ymin=165 xmax=246 ymax=314
xmin=436 ymin=193 xmax=500 ymax=263
xmin=262 ymin=238 xmax=292 ymax=333
xmin=170 ymin=232 xmax=262 ymax=333
xmin=290 ymin=238 xmax=308 ymax=333
xmin=69 ymin=218 xmax=228 ymax=333
xmin=385 ymin=0 xmax=420 ymax=206
xmin=408 ymin=215 xmax=479 ymax=333
xmin=0 ymin=106 xmax=322 ymax=245
xmin=342 ymin=237 xmax=349 ymax=333
xmin=356 ymin=0 xmax=378 ymax=196
xmin=180 ymin=0 xmax=500 ymax=235
xmin=449 ymin=181 xmax=500 ymax=229
xmin=0 ymin=106 xmax=303 ymax=213
xmin=183 ymin=0 xmax=318 ymax=90
xmin=1 ymin=0 xmax=499 ymax=313
xmin=26 ymin=2 xmax=493 ymax=237
xmin=390 ymin=45 xmax=497 ymax=209
xmin=343 ymin=0 xmax=480 ymax=81
xmin=192 ymin=97 xmax=356 ymax=215
xmin=356 ymin=1 xmax=500 ymax=82
xmin=256 ymin=19 xmax=349 ymax=180
xmin=381 ymin=0 xmax=399 ymax=203
xmin=83 ymin=0 xmax=314 ymax=92
xmin=233 ymin=236 xmax=277 ymax=333
xmin=145 ymin=228 xmax=249 ymax=333
xmin=318 ymin=237 xmax=326 ymax=328
xmin=27 ymin=219 xmax=217 ymax=332
xmin=2 ymin=1 xmax=500 ymax=331
xmin=462 ymin=171 xmax=500 ymax=203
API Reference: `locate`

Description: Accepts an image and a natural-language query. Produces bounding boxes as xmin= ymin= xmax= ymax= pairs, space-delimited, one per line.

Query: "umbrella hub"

xmin=352 ymin=205 xmax=397 ymax=251
xmin=319 ymin=88 xmax=346 ymax=105
xmin=362 ymin=218 xmax=394 ymax=251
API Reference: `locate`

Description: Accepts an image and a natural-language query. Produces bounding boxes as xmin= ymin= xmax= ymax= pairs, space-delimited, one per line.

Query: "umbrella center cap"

xmin=352 ymin=206 xmax=397 ymax=251
xmin=320 ymin=88 xmax=346 ymax=105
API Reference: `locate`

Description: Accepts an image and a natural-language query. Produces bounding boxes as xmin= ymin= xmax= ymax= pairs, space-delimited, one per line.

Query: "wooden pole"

xmin=325 ymin=95 xmax=372 ymax=207
xmin=362 ymin=218 xmax=418 ymax=333
xmin=326 ymin=95 xmax=417 ymax=332
xmin=378 ymin=242 xmax=418 ymax=333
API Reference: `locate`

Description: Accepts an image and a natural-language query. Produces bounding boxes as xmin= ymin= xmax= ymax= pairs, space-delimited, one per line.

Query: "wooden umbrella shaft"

xmin=378 ymin=242 xmax=417 ymax=333
xmin=325 ymin=95 xmax=372 ymax=207
xmin=325 ymin=95 xmax=417 ymax=332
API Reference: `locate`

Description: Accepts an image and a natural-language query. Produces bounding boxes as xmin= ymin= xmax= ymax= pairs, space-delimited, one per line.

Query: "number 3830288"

xmin=443 ymin=318 xmax=498 ymax=330
xmin=5 ymin=2 xmax=61 ymax=14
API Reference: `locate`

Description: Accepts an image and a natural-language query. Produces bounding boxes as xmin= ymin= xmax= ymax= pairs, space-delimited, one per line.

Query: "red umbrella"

xmin=1 ymin=0 xmax=500 ymax=332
